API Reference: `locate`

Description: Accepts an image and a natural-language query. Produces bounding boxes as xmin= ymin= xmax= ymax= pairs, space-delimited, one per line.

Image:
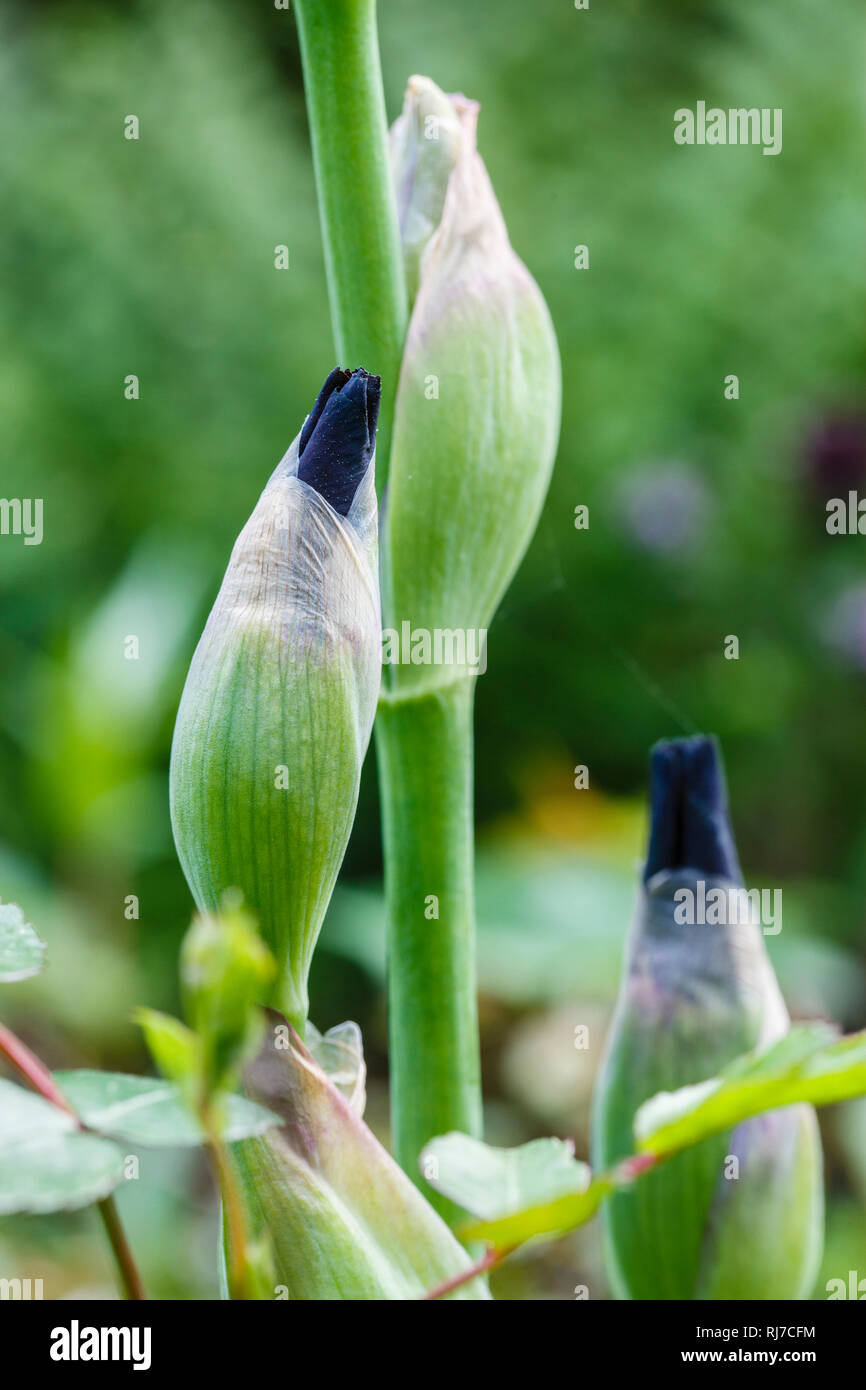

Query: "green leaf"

xmin=421 ymin=1132 xmax=591 ymax=1221
xmin=134 ymin=1007 xmax=200 ymax=1092
xmin=420 ymin=1132 xmax=609 ymax=1250
xmin=0 ymin=1078 xmax=72 ymax=1143
xmin=461 ymin=1175 xmax=614 ymax=1251
xmin=54 ymin=1070 xmax=279 ymax=1148
xmin=635 ymin=1022 xmax=866 ymax=1157
xmin=0 ymin=902 xmax=46 ymax=982
xmin=0 ymin=1078 xmax=124 ymax=1214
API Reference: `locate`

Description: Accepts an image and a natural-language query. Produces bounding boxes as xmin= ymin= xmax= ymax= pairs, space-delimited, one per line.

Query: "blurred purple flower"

xmin=823 ymin=582 xmax=866 ymax=670
xmin=615 ymin=462 xmax=710 ymax=556
xmin=804 ymin=412 xmax=866 ymax=499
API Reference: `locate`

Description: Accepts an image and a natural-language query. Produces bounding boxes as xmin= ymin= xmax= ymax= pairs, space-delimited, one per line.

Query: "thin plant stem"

xmin=0 ymin=1020 xmax=76 ymax=1113
xmin=376 ymin=681 xmax=483 ymax=1225
xmin=422 ymin=1244 xmax=511 ymax=1301
xmin=97 ymin=1195 xmax=147 ymax=1301
xmin=293 ymin=0 xmax=407 ymax=489
xmin=0 ymin=1020 xmax=146 ymax=1300
xmin=207 ymin=1127 xmax=253 ymax=1301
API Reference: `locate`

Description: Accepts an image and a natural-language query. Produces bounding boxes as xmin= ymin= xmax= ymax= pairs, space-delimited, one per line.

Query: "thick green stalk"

xmin=376 ymin=681 xmax=483 ymax=1224
xmin=293 ymin=0 xmax=406 ymax=487
xmin=294 ymin=0 xmax=483 ymax=1224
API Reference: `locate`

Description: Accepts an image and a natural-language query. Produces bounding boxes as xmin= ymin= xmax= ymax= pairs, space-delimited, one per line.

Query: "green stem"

xmin=294 ymin=0 xmax=483 ymax=1230
xmin=376 ymin=681 xmax=483 ymax=1225
xmin=293 ymin=0 xmax=407 ymax=489
xmin=209 ymin=1132 xmax=251 ymax=1300
xmin=97 ymin=1196 xmax=147 ymax=1301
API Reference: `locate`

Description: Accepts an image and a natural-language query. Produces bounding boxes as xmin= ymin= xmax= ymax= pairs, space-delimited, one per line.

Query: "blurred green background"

xmin=1 ymin=0 xmax=865 ymax=1298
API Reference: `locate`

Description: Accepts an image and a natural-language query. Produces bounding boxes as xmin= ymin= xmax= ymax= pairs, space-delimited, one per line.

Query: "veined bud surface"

xmin=383 ymin=75 xmax=561 ymax=696
xmin=592 ymin=736 xmax=823 ymax=1300
xmin=170 ymin=369 xmax=382 ymax=1031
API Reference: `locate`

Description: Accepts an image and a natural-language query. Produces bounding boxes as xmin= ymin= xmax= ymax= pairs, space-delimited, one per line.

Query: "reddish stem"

xmin=422 ymin=1245 xmax=512 ymax=1301
xmin=613 ymin=1151 xmax=660 ymax=1183
xmin=0 ymin=1020 xmax=76 ymax=1114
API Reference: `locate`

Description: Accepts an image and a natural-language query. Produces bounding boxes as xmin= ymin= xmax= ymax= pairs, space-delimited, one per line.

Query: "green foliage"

xmin=0 ymin=0 xmax=864 ymax=1300
xmin=138 ymin=905 xmax=276 ymax=1122
xmin=3 ymin=0 xmax=863 ymax=891
xmin=0 ymin=902 xmax=45 ymax=982
xmin=424 ymin=1132 xmax=614 ymax=1252
xmin=421 ymin=1132 xmax=593 ymax=1231
xmin=180 ymin=899 xmax=274 ymax=1095
xmin=0 ymin=1079 xmax=124 ymax=1215
xmin=54 ymin=1069 xmax=277 ymax=1148
xmin=423 ymin=1025 xmax=866 ymax=1264
xmin=636 ymin=1023 xmax=866 ymax=1157
xmin=133 ymin=1008 xmax=200 ymax=1099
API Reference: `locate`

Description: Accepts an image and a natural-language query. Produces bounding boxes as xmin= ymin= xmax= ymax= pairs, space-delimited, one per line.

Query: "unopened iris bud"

xmin=592 ymin=736 xmax=823 ymax=1300
xmin=170 ymin=369 xmax=382 ymax=1032
xmin=390 ymin=76 xmax=464 ymax=304
xmin=382 ymin=76 xmax=560 ymax=694
xmin=297 ymin=366 xmax=380 ymax=515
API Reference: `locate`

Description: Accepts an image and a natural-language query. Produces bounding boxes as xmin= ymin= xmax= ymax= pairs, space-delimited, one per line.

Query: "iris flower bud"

xmin=229 ymin=1011 xmax=491 ymax=1301
xmin=592 ymin=736 xmax=823 ymax=1300
xmin=170 ymin=369 xmax=382 ymax=1031
xmin=390 ymin=76 xmax=464 ymax=305
xmin=382 ymin=76 xmax=560 ymax=693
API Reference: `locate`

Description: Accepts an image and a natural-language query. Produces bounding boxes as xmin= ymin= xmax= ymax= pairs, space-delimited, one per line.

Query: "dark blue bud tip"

xmin=297 ymin=367 xmax=381 ymax=516
xmin=644 ymin=735 xmax=742 ymax=884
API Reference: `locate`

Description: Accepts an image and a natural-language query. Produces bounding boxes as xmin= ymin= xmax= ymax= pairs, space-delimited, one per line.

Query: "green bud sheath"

xmin=592 ymin=737 xmax=823 ymax=1299
xmin=170 ymin=371 xmax=381 ymax=1032
xmin=390 ymin=76 xmax=464 ymax=305
xmin=229 ymin=1011 xmax=491 ymax=1301
xmin=383 ymin=76 xmax=561 ymax=696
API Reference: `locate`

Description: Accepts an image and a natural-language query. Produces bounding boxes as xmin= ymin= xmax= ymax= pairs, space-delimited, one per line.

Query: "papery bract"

xmin=229 ymin=1011 xmax=492 ymax=1300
